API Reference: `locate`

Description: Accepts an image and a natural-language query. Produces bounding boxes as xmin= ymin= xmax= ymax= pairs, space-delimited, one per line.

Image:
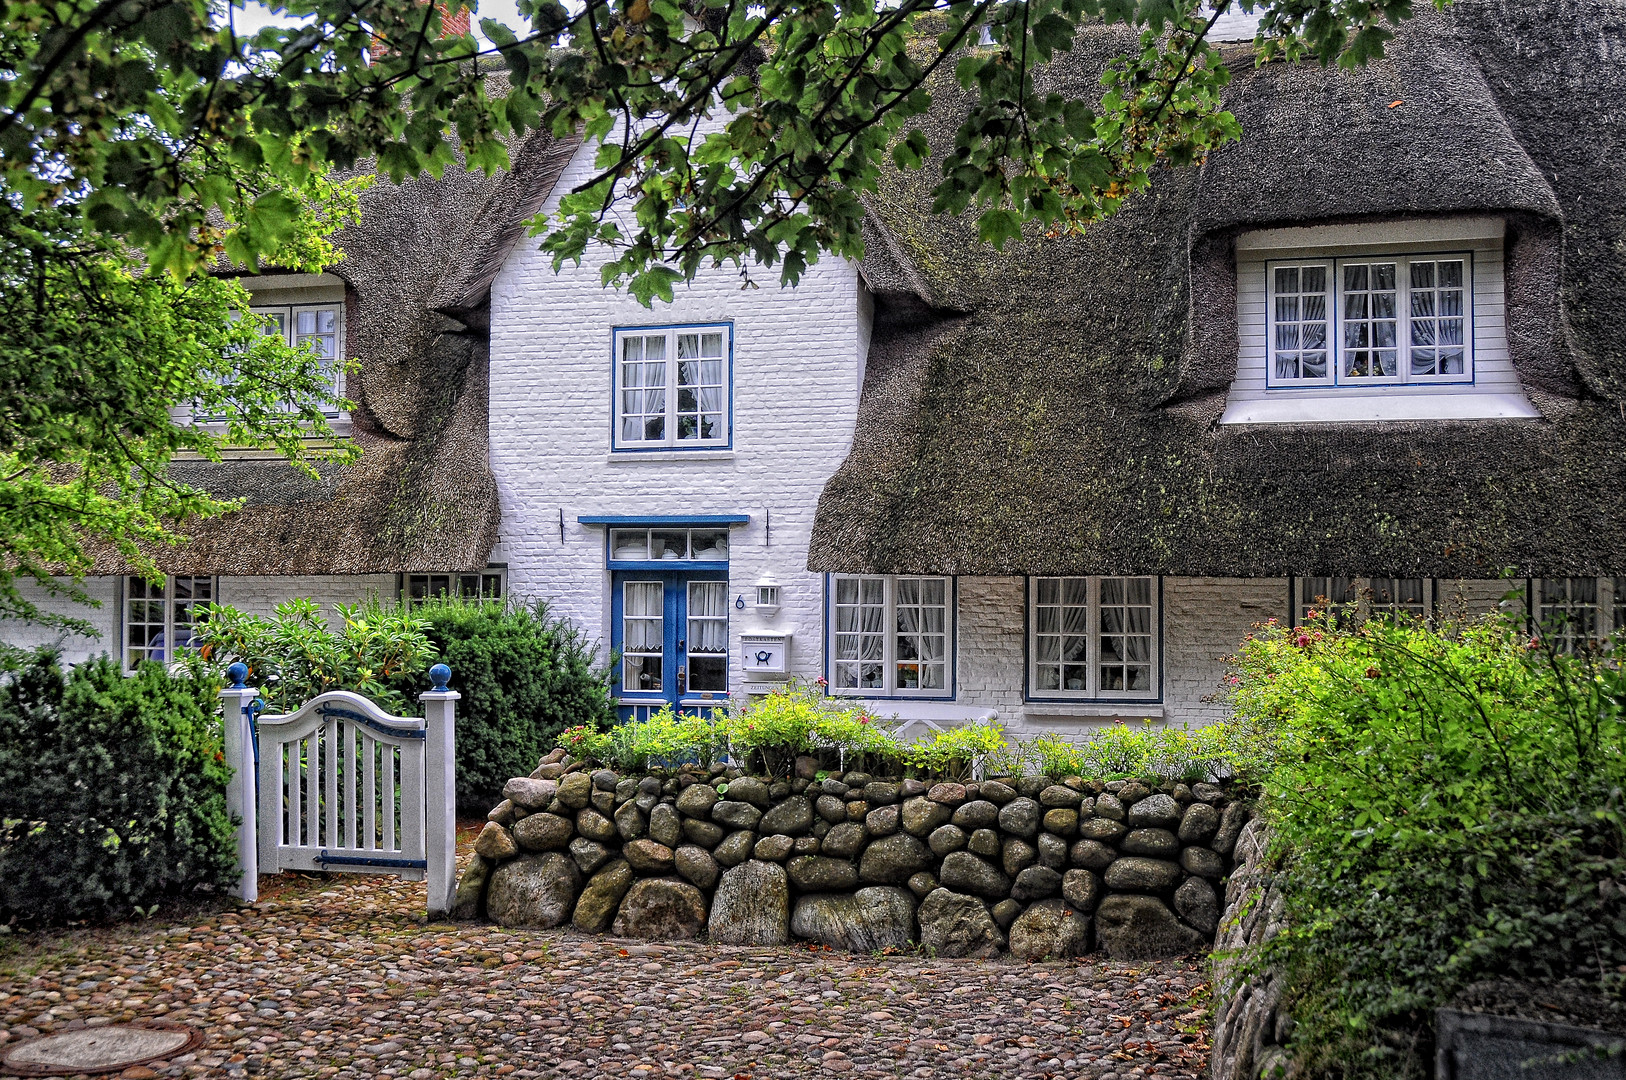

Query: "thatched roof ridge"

xmin=810 ymin=0 xmax=1626 ymax=579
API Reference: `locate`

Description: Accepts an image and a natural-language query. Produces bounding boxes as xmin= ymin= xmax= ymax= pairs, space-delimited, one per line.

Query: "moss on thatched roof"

xmin=812 ymin=0 xmax=1626 ymax=579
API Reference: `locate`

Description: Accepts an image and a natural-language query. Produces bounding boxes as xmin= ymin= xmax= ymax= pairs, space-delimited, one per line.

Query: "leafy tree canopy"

xmin=4 ymin=0 xmax=1437 ymax=300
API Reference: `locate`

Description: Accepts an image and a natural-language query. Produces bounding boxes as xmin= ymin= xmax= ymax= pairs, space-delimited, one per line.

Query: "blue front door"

xmin=612 ymin=570 xmax=730 ymax=720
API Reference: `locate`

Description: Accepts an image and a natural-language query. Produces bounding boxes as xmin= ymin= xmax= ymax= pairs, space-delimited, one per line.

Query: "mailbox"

xmin=740 ymin=633 xmax=792 ymax=679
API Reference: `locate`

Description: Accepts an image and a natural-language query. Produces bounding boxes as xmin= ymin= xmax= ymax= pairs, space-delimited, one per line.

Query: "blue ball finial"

xmin=226 ymin=662 xmax=249 ymax=689
xmin=429 ymin=664 xmax=452 ymax=691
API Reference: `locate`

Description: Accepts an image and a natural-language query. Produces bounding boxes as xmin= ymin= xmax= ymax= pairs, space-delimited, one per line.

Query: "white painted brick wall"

xmin=487 ymin=136 xmax=867 ymax=694
xmin=3 ymin=574 xmax=400 ymax=667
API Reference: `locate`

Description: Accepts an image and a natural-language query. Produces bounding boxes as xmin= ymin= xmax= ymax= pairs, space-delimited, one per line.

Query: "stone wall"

xmin=1209 ymin=818 xmax=1287 ymax=1080
xmin=454 ymin=751 xmax=1252 ymax=960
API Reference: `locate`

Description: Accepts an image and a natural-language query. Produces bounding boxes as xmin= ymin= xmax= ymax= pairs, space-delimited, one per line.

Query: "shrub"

xmin=399 ymin=597 xmax=617 ymax=804
xmin=1226 ymin=614 xmax=1626 ymax=1080
xmin=189 ymin=596 xmax=435 ymax=713
xmin=812 ymin=703 xmax=905 ymax=776
xmin=1027 ymin=733 xmax=1085 ymax=780
xmin=0 ymin=649 xmax=237 ymax=924
xmin=902 ymin=720 xmax=1009 ymax=782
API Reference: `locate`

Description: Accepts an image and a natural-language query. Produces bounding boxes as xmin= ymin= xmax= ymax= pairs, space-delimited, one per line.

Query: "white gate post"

xmin=220 ymin=663 xmax=260 ymax=903
xmin=419 ymin=664 xmax=459 ymax=919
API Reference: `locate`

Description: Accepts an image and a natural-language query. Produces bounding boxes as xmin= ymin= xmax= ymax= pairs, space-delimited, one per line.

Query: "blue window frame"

xmin=611 ymin=323 xmax=734 ymax=451
xmin=611 ymin=570 xmax=731 ymax=718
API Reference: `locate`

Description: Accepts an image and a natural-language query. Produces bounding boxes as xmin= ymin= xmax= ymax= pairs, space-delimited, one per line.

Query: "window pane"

xmin=1272 ymin=263 xmax=1331 ymax=380
xmin=622 ymin=581 xmax=665 ymax=690
xmin=674 ymin=329 xmax=725 ymax=442
xmin=895 ymin=577 xmax=949 ymax=693
xmin=1539 ymin=577 xmax=1601 ymax=653
xmin=1098 ymin=577 xmax=1155 ymax=697
xmin=1033 ymin=577 xmax=1090 ymax=694
xmin=1409 ymin=259 xmax=1468 ymax=377
xmin=1343 ymin=262 xmax=1399 ymax=378
xmin=687 ymin=582 xmax=728 ymax=693
xmin=833 ymin=576 xmax=887 ymax=690
xmin=618 ymin=335 xmax=668 ymax=443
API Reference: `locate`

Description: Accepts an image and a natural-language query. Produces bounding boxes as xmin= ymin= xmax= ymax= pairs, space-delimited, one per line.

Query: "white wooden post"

xmin=420 ymin=664 xmax=459 ymax=919
xmin=220 ymin=663 xmax=260 ymax=903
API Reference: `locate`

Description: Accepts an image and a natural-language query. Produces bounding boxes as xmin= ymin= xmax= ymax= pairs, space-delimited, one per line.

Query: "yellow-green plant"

xmin=903 ymin=720 xmax=1009 ymax=782
xmin=1028 ymin=733 xmax=1086 ymax=781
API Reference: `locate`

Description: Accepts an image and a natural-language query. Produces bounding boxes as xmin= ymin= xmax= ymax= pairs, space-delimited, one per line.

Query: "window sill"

xmin=853 ymin=700 xmax=997 ymax=729
xmin=606 ymin=450 xmax=735 ymax=463
xmin=1022 ymin=702 xmax=1165 ymax=720
xmin=1219 ymin=392 xmax=1539 ymax=425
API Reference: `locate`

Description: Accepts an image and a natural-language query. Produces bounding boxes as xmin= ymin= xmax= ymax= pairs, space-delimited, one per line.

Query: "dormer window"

xmin=1221 ymin=217 xmax=1538 ymax=424
xmin=1267 ymin=256 xmax=1471 ymax=388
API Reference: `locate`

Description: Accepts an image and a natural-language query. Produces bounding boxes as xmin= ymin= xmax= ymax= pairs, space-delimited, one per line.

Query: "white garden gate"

xmin=220 ymin=663 xmax=459 ymax=917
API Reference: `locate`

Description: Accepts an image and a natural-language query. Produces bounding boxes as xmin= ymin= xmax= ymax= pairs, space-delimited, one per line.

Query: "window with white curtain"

xmin=250 ymin=304 xmax=345 ymax=414
xmin=613 ymin=325 xmax=731 ymax=449
xmin=1534 ymin=577 xmax=1625 ymax=653
xmin=622 ymin=581 xmax=665 ymax=692
xmin=687 ymin=581 xmax=729 ymax=692
xmin=124 ymin=576 xmax=214 ymax=668
xmin=1294 ymin=576 xmax=1431 ymax=628
xmin=1266 ymin=254 xmax=1472 ymax=388
xmin=1028 ymin=577 xmax=1160 ymax=700
xmin=829 ymin=575 xmax=952 ymax=697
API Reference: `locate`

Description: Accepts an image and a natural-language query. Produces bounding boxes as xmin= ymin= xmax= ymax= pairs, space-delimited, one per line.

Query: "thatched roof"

xmin=811 ymin=0 xmax=1626 ymax=579
xmin=101 ymin=131 xmax=572 ymax=577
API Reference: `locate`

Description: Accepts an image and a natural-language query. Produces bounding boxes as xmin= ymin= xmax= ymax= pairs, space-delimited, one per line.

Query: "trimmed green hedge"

xmin=0 ymin=650 xmax=237 ymax=924
xmin=399 ymin=599 xmax=617 ymax=805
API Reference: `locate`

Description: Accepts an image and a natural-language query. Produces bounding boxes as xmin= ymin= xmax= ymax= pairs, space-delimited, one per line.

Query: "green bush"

xmin=189 ymin=596 xmax=435 ymax=713
xmin=0 ymin=650 xmax=237 ymax=924
xmin=902 ymin=720 xmax=1009 ymax=781
xmin=1226 ymin=614 xmax=1626 ymax=1080
xmin=401 ymin=597 xmax=618 ymax=804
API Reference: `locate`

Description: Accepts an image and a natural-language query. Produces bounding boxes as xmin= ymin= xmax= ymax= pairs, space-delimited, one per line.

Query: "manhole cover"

xmin=1 ymin=1020 xmax=204 ymax=1076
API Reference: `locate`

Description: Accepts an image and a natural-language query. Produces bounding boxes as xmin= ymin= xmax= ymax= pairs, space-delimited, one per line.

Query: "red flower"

xmin=1295 ymin=634 xmax=1311 ymax=649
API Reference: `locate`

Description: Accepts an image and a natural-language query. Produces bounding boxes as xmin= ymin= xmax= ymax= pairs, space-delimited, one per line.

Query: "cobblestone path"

xmin=0 ymin=831 xmax=1211 ymax=1080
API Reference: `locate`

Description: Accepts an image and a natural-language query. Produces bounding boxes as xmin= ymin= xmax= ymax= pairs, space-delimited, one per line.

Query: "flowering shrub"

xmin=902 ymin=720 xmax=1008 ymax=781
xmin=1225 ymin=612 xmax=1626 ymax=1079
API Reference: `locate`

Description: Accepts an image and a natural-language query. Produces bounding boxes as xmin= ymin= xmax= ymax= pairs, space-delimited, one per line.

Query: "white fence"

xmin=221 ymin=663 xmax=459 ymax=917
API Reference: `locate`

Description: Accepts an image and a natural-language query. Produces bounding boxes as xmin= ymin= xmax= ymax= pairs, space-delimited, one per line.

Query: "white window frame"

xmin=1532 ymin=577 xmax=1623 ymax=653
xmin=1027 ymin=576 xmax=1161 ymax=701
xmin=403 ymin=569 xmax=506 ymax=605
xmin=827 ymin=575 xmax=954 ymax=698
xmin=1265 ymin=252 xmax=1474 ymax=389
xmin=611 ymin=323 xmax=733 ymax=451
xmin=122 ymin=575 xmax=216 ymax=669
xmin=1293 ymin=576 xmax=1433 ymax=627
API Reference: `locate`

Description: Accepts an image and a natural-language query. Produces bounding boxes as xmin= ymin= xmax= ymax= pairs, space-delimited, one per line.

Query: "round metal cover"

xmin=1 ymin=1020 xmax=204 ymax=1076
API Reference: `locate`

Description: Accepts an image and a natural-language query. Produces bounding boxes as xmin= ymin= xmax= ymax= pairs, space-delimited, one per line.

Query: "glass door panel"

xmin=621 ymin=580 xmax=665 ymax=693
xmin=687 ymin=581 xmax=729 ymax=693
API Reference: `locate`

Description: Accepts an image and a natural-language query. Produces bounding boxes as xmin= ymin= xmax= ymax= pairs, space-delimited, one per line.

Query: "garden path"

xmin=0 ymin=828 xmax=1210 ymax=1080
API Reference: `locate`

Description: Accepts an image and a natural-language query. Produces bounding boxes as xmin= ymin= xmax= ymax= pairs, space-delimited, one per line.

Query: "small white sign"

xmin=741 ymin=633 xmax=791 ymax=677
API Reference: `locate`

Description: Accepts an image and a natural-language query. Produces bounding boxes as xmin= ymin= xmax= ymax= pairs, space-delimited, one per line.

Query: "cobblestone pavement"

xmin=0 ymin=829 xmax=1211 ymax=1080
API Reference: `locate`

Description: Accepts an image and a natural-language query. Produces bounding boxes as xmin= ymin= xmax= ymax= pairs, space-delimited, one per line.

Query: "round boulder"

xmin=901 ymin=796 xmax=953 ymax=837
xmin=487 ymin=853 xmax=581 ymax=929
xmin=712 ymin=800 xmax=764 ymax=831
xmin=820 ymin=821 xmax=867 ymax=859
xmin=713 ymin=830 xmax=756 ymax=867
xmin=1180 ymin=845 xmax=1225 ymax=879
xmin=858 ymin=832 xmax=933 ymax=884
xmin=951 ymin=799 xmax=1000 ymax=830
xmin=512 ymin=812 xmax=574 ymax=852
xmin=556 ymin=772 xmax=593 ymax=809
xmin=1078 ymin=817 xmax=1128 ymax=843
xmin=1093 ymin=793 xmax=1126 ymax=821
xmin=1008 ymin=899 xmax=1090 ymax=960
xmin=1037 ymin=832 xmax=1069 ymax=870
xmin=1103 ymin=857 xmax=1184 ymax=893
xmin=676 ymin=783 xmax=720 ymax=818
xmin=674 ymin=844 xmax=721 ymax=890
xmin=916 ymin=889 xmax=1006 ymax=958
xmin=1093 ymin=895 xmax=1207 ymax=958
xmin=725 ymin=777 xmax=771 ymax=808
xmin=865 ymin=804 xmax=901 ymax=837
xmin=815 ymin=794 xmax=848 ymax=823
xmin=791 ymin=886 xmax=917 ymax=952
xmin=938 ymin=851 xmax=1011 ymax=899
xmin=978 ymin=781 xmax=1018 ymax=805
xmin=1177 ymin=801 xmax=1221 ymax=844
xmin=575 ymin=808 xmax=618 ymax=844
xmin=787 ymin=855 xmax=860 ymax=892
xmin=623 ymin=839 xmax=677 ymax=874
xmin=572 ymin=859 xmax=635 ymax=933
xmin=760 ymin=795 xmax=815 ymax=836
xmin=928 ymin=824 xmax=968 ymax=857
xmin=569 ymin=837 xmax=612 ymax=876
xmin=1061 ymin=868 xmax=1103 ymax=913
xmin=997 ymin=798 xmax=1041 ymax=839
xmin=613 ymin=877 xmax=710 ymax=939
xmin=1010 ymin=865 xmax=1063 ymax=901
xmin=1002 ymin=837 xmax=1038 ymax=878
xmin=1042 ymin=808 xmax=1079 ymax=837
xmin=1119 ymin=828 xmax=1181 ymax=858
xmin=753 ymin=833 xmax=795 ymax=862
xmin=927 ymin=782 xmax=967 ymax=806
xmin=1127 ymin=793 xmax=1183 ymax=830
xmin=473 ymin=822 xmax=518 ymax=861
xmin=1174 ymin=876 xmax=1220 ymax=935
xmin=1069 ymin=838 xmax=1117 ymax=872
xmin=709 ymin=860 xmax=790 ymax=945
xmin=1039 ymin=785 xmax=1081 ymax=808
xmin=648 ymin=803 xmax=683 ymax=848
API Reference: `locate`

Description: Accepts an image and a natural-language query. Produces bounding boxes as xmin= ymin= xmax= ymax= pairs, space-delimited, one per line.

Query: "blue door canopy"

xmin=577 ymin=515 xmax=751 ymax=526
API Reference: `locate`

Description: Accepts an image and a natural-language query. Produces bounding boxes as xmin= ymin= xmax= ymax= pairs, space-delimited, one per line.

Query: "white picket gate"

xmin=220 ymin=663 xmax=459 ymax=917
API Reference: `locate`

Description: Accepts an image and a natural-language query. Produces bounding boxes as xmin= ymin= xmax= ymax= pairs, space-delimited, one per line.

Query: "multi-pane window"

xmin=1295 ymin=577 xmax=1430 ymax=627
xmin=613 ymin=325 xmax=731 ymax=449
xmin=622 ymin=581 xmax=665 ymax=692
xmin=1266 ymin=255 xmax=1471 ymax=388
xmin=124 ymin=576 xmax=213 ymax=668
xmin=250 ymin=304 xmax=345 ymax=414
xmin=404 ymin=572 xmax=504 ymax=605
xmin=608 ymin=528 xmax=729 ymax=562
xmin=830 ymin=576 xmax=952 ymax=696
xmin=1029 ymin=577 xmax=1160 ymax=699
xmin=686 ymin=582 xmax=729 ymax=693
xmin=1533 ymin=577 xmax=1624 ymax=653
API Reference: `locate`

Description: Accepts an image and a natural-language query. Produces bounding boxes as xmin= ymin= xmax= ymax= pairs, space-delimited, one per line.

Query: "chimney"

xmin=370 ymin=2 xmax=470 ymax=61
